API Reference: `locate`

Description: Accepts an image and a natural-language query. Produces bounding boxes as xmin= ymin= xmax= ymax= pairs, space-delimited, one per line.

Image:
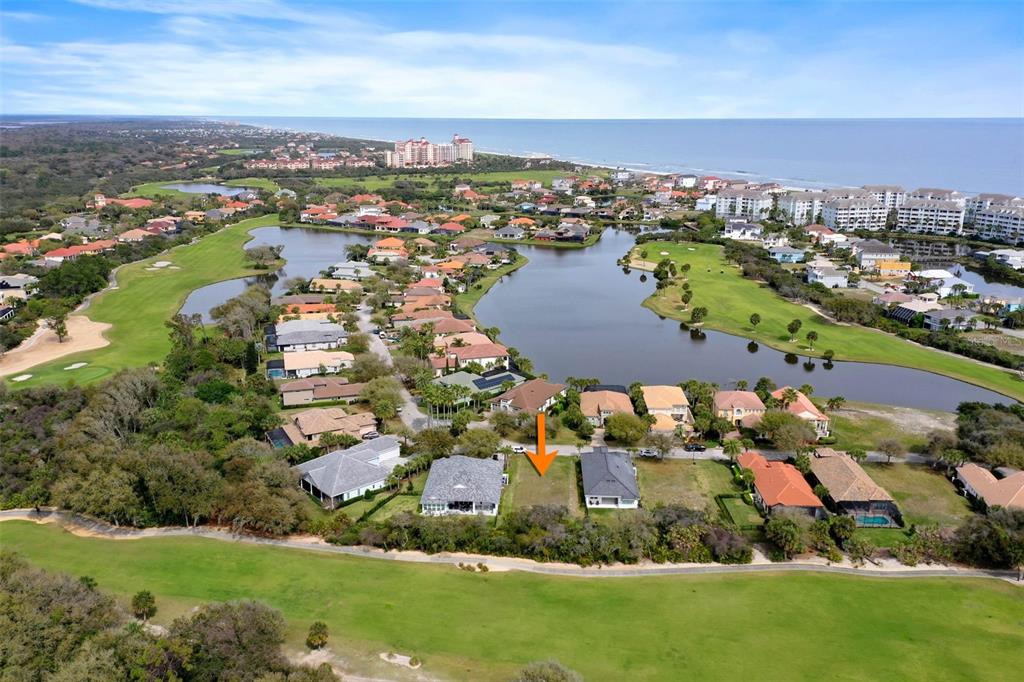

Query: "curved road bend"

xmin=2 ymin=510 xmax=1019 ymax=584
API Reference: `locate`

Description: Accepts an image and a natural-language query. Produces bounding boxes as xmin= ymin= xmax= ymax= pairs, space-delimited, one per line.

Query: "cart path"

xmin=3 ymin=509 xmax=1020 ymax=583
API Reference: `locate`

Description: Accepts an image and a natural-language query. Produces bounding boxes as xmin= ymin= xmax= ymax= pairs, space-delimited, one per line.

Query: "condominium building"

xmin=777 ymin=191 xmax=828 ymax=226
xmin=385 ymin=134 xmax=473 ymax=168
xmin=907 ymin=188 xmax=967 ymax=208
xmin=714 ymin=187 xmax=773 ymax=219
xmin=965 ymin=193 xmax=1022 ymax=223
xmin=862 ymin=185 xmax=906 ymax=211
xmin=896 ymin=199 xmax=966 ymax=236
xmin=822 ymin=197 xmax=887 ymax=231
xmin=974 ymin=205 xmax=1024 ymax=245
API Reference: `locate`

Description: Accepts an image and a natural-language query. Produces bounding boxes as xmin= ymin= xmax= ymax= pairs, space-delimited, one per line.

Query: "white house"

xmin=581 ymin=449 xmax=640 ymax=509
xmin=807 ymin=266 xmax=849 ymax=289
xmin=295 ymin=436 xmax=403 ymax=509
xmin=421 ymin=456 xmax=504 ymax=516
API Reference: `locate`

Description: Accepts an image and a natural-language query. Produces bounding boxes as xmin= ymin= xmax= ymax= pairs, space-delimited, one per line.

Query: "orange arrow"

xmin=525 ymin=412 xmax=558 ymax=476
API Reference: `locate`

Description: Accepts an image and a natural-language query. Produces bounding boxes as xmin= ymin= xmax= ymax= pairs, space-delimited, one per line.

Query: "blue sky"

xmin=1 ymin=0 xmax=1022 ymax=118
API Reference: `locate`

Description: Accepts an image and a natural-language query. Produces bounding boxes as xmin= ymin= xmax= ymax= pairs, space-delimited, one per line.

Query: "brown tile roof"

xmin=580 ymin=390 xmax=634 ymax=418
xmin=714 ymin=391 xmax=766 ymax=412
xmin=809 ymin=450 xmax=893 ymax=503
xmin=490 ymin=379 xmax=565 ymax=412
xmin=641 ymin=385 xmax=689 ymax=410
xmin=771 ymin=388 xmax=828 ymax=422
xmin=957 ymin=463 xmax=1024 ymax=509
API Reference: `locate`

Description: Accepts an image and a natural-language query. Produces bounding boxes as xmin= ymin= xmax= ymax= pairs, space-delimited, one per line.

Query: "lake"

xmin=183 ymin=225 xmax=1014 ymax=410
xmin=162 ymin=182 xmax=253 ymax=196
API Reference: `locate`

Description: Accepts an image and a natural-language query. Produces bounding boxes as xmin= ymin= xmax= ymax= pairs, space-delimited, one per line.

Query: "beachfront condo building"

xmin=974 ymin=205 xmax=1024 ymax=245
xmin=965 ymin=193 xmax=1022 ymax=223
xmin=822 ymin=197 xmax=887 ymax=231
xmin=907 ymin=187 xmax=967 ymax=208
xmin=385 ymin=134 xmax=473 ymax=168
xmin=714 ymin=187 xmax=773 ymax=219
xmin=777 ymin=190 xmax=828 ymax=225
xmin=862 ymin=185 xmax=906 ymax=211
xmin=896 ymin=199 xmax=966 ymax=236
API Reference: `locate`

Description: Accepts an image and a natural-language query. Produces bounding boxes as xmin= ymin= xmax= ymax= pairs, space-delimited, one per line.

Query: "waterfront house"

xmin=268 ymin=407 xmax=377 ymax=447
xmin=580 ymin=390 xmax=635 ymax=426
xmin=442 ymin=342 xmax=510 ymax=371
xmin=738 ymin=451 xmax=825 ymax=519
xmin=451 ymin=237 xmax=486 ymax=253
xmin=640 ymin=385 xmax=692 ymax=433
xmin=911 ymin=269 xmax=975 ymax=298
xmin=330 ymin=260 xmax=374 ymax=280
xmin=956 ymin=463 xmax=1024 ymax=510
xmin=436 ymin=368 xmax=528 ymax=404
xmin=770 ymin=387 xmax=830 ymax=439
xmin=266 ymin=319 xmax=347 ymax=352
xmin=922 ymin=308 xmax=978 ymax=331
xmin=309 ymin=278 xmax=363 ymax=294
xmin=806 ymin=266 xmax=848 ymax=289
xmin=875 ymin=260 xmax=913 ymax=278
xmin=854 ymin=240 xmax=901 ymax=270
xmin=295 ymin=436 xmax=403 ymax=509
xmin=421 ymin=456 xmax=504 ymax=516
xmin=278 ymin=377 xmax=366 ymax=407
xmin=714 ymin=391 xmax=766 ymax=429
xmin=808 ymin=448 xmax=902 ymax=527
xmin=490 ymin=379 xmax=566 ymax=414
xmin=494 ymin=225 xmax=526 ymax=240
xmin=889 ymin=299 xmax=944 ymax=325
xmin=768 ymin=246 xmax=806 ymax=263
xmin=266 ymin=349 xmax=354 ymax=379
xmin=581 ymin=447 xmax=640 ymax=509
xmin=721 ymin=222 xmax=763 ymax=241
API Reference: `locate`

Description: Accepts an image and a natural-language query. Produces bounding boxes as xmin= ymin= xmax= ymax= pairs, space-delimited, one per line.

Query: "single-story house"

xmin=0 ymin=274 xmax=38 ymax=302
xmin=442 ymin=342 xmax=510 ymax=370
xmin=580 ymin=390 xmax=635 ymax=426
xmin=266 ymin=349 xmax=354 ymax=379
xmin=490 ymin=379 xmax=566 ymax=413
xmin=809 ymin=448 xmax=902 ymax=526
xmin=768 ymin=246 xmax=806 ymax=263
xmin=956 ymin=463 xmax=1024 ymax=510
xmin=266 ymin=319 xmax=347 ymax=352
xmin=581 ymin=448 xmax=640 ymax=509
xmin=435 ymin=368 xmax=528 ymax=404
xmin=923 ymin=308 xmax=978 ymax=331
xmin=714 ymin=391 xmax=766 ymax=429
xmin=738 ymin=450 xmax=825 ymax=519
xmin=279 ymin=377 xmax=366 ymax=406
xmin=770 ymin=387 xmax=830 ymax=439
xmin=494 ymin=225 xmax=526 ymax=240
xmin=641 ymin=385 xmax=692 ymax=433
xmin=295 ymin=436 xmax=403 ymax=509
xmin=330 ymin=260 xmax=374 ymax=280
xmin=806 ymin=266 xmax=848 ymax=289
xmin=268 ymin=407 xmax=376 ymax=447
xmin=421 ymin=455 xmax=504 ymax=516
xmin=309 ymin=278 xmax=363 ymax=294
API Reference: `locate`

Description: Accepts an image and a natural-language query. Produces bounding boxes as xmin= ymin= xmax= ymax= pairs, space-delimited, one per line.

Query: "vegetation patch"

xmin=501 ymin=455 xmax=581 ymax=517
xmin=862 ymin=463 xmax=973 ymax=528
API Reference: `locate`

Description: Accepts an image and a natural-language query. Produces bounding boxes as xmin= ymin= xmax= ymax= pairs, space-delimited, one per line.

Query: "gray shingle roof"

xmin=421 ymin=456 xmax=503 ymax=507
xmin=295 ymin=436 xmax=402 ymax=498
xmin=581 ymin=448 xmax=639 ymax=499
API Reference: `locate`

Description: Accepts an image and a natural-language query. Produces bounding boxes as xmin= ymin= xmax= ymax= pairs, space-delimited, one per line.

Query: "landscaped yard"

xmin=635 ymin=459 xmax=736 ymax=511
xmin=862 ymin=463 xmax=974 ymax=528
xmin=501 ymin=455 xmax=581 ymax=516
xmin=3 ymin=521 xmax=1022 ymax=681
xmin=8 ymin=214 xmax=281 ymax=388
xmin=640 ymin=241 xmax=1024 ymax=401
xmin=719 ymin=495 xmax=764 ymax=527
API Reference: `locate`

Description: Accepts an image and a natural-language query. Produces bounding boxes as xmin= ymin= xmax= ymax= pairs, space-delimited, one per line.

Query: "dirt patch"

xmin=839 ymin=403 xmax=955 ymax=436
xmin=0 ymin=315 xmax=110 ymax=377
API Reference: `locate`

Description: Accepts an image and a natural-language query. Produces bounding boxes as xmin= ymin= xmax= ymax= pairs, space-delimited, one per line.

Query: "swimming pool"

xmin=856 ymin=515 xmax=894 ymax=527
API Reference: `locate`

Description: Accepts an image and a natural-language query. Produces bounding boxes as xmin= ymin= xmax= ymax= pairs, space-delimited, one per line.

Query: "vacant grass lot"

xmin=224 ymin=177 xmax=281 ymax=192
xmin=828 ymin=402 xmax=956 ymax=453
xmin=9 ymin=214 xmax=280 ymax=388
xmin=641 ymin=241 xmax=1024 ymax=401
xmin=501 ymin=455 xmax=581 ymax=516
xmin=3 ymin=522 xmax=1022 ymax=682
xmin=635 ymin=459 xmax=735 ymax=510
xmin=863 ymin=463 xmax=974 ymax=528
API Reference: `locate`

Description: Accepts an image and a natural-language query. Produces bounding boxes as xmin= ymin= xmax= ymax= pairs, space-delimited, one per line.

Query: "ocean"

xmin=225 ymin=117 xmax=1024 ymax=196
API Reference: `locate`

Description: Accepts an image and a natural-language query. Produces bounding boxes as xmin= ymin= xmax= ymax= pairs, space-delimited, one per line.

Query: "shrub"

xmin=306 ymin=621 xmax=329 ymax=649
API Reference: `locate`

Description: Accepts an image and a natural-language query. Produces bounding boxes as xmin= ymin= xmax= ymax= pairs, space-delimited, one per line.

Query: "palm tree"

xmin=787 ymin=319 xmax=802 ymax=342
xmin=848 ymin=448 xmax=867 ymax=464
xmin=723 ymin=439 xmax=743 ymax=462
xmin=805 ymin=330 xmax=818 ymax=349
xmin=749 ymin=313 xmax=761 ymax=329
xmin=826 ymin=396 xmax=846 ymax=411
xmin=780 ymin=387 xmax=798 ymax=407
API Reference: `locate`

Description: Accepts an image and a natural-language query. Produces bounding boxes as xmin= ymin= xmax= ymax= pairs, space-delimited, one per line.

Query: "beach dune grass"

xmin=2 ymin=521 xmax=1022 ymax=681
xmin=640 ymin=241 xmax=1024 ymax=401
xmin=7 ymin=214 xmax=280 ymax=388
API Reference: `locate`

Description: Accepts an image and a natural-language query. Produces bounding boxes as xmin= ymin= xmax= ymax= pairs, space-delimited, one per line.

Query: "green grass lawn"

xmin=224 ymin=177 xmax=281 ymax=192
xmin=720 ymin=496 xmax=764 ymax=527
xmin=640 ymin=241 xmax=1024 ymax=401
xmin=217 ymin=148 xmax=258 ymax=156
xmin=3 ymin=521 xmax=1022 ymax=681
xmin=453 ymin=258 xmax=528 ymax=318
xmin=314 ymin=169 xmax=582 ymax=192
xmin=635 ymin=459 xmax=736 ymax=510
xmin=862 ymin=463 xmax=974 ymax=528
xmin=125 ymin=180 xmax=193 ymax=198
xmin=6 ymin=214 xmax=280 ymax=388
xmin=501 ymin=455 xmax=581 ymax=516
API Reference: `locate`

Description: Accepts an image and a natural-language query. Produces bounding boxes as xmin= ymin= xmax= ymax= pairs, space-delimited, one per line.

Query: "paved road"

xmin=355 ymin=307 xmax=429 ymax=431
xmin=3 ymin=510 xmax=1019 ymax=583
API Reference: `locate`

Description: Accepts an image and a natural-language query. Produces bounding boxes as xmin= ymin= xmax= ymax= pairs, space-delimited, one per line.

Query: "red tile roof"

xmin=738 ymin=451 xmax=823 ymax=509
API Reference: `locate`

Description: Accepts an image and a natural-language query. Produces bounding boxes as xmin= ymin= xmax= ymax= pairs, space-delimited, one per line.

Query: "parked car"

xmin=683 ymin=442 xmax=706 ymax=452
xmin=638 ymin=448 xmax=657 ymax=458
xmin=511 ymin=445 xmax=525 ymax=454
xmin=363 ymin=431 xmax=380 ymax=440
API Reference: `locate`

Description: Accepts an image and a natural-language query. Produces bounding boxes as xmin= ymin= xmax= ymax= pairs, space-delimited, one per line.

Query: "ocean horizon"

xmin=218 ymin=116 xmax=1024 ymax=196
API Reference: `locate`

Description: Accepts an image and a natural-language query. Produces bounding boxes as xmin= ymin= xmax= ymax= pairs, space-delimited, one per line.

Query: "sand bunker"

xmin=10 ymin=374 xmax=32 ymax=382
xmin=0 ymin=315 xmax=111 ymax=378
xmin=153 ymin=261 xmax=172 ymax=268
xmin=64 ymin=362 xmax=88 ymax=370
